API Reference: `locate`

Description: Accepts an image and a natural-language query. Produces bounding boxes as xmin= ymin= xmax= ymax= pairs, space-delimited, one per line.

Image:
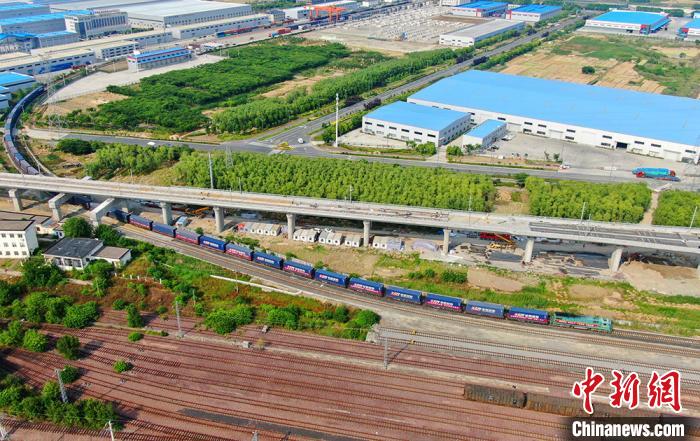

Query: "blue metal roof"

xmin=365 ymin=101 xmax=469 ymax=132
xmin=684 ymin=18 xmax=700 ymax=29
xmin=0 ymin=3 xmax=46 ymax=11
xmin=34 ymin=30 xmax=77 ymax=37
xmin=409 ymin=70 xmax=700 ymax=147
xmin=0 ymin=10 xmax=92 ymax=25
xmin=457 ymin=1 xmax=506 ymax=9
xmin=130 ymin=46 xmax=188 ymax=60
xmin=0 ymin=72 xmax=34 ymax=85
xmin=465 ymin=119 xmax=505 ymax=139
xmin=592 ymin=10 xmax=667 ymax=25
xmin=511 ymin=4 xmax=561 ymax=14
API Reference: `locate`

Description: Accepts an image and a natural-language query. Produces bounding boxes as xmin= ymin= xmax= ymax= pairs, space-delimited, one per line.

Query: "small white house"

xmin=0 ymin=220 xmax=38 ymax=259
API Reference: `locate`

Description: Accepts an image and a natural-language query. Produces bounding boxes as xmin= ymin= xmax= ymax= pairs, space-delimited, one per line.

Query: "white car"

xmin=297 ymin=138 xmax=304 ymax=144
xmin=147 ymin=141 xmax=156 ymax=147
xmin=559 ymin=163 xmax=571 ymax=170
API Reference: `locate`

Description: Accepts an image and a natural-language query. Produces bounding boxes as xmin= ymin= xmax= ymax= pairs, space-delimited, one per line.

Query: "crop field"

xmin=500 ymin=34 xmax=700 ymax=97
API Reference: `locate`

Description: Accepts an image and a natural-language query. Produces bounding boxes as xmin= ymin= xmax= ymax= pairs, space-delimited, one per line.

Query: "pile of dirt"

xmin=622 ymin=261 xmax=700 ymax=296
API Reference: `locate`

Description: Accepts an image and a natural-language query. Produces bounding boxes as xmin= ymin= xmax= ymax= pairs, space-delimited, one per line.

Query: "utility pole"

xmin=690 ymin=205 xmax=698 ymax=230
xmin=579 ymin=201 xmax=587 ymax=223
xmin=251 ymin=431 xmax=259 ymax=441
xmin=383 ymin=336 xmax=389 ymax=369
xmin=103 ymin=421 xmax=115 ymax=441
xmin=0 ymin=413 xmax=9 ymax=440
xmin=333 ymin=93 xmax=339 ymax=148
xmin=208 ymin=152 xmax=214 ymax=189
xmin=55 ymin=368 xmax=68 ymax=403
xmin=175 ymin=299 xmax=183 ymax=338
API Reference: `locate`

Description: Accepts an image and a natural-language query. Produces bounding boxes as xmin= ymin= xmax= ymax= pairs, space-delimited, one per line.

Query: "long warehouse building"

xmin=407 ymin=70 xmax=700 ymax=163
xmin=585 ymin=10 xmax=670 ymax=35
xmin=679 ymin=18 xmax=700 ymax=39
xmin=439 ymin=19 xmax=524 ymax=47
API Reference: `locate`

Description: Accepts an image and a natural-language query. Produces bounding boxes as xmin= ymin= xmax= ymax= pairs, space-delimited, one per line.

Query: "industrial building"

xmin=506 ymin=4 xmax=562 ymax=22
xmin=679 ymin=18 xmax=700 ymax=39
xmin=585 ymin=10 xmax=670 ymax=34
xmin=408 ymin=70 xmax=700 ymax=163
xmin=268 ymin=9 xmax=285 ymax=23
xmin=0 ymin=71 xmax=36 ymax=92
xmin=0 ymin=3 xmax=51 ymax=20
xmin=0 ymin=92 xmax=7 ymax=110
xmin=121 ymin=0 xmax=253 ymax=28
xmin=0 ymin=48 xmax=94 ymax=74
xmin=0 ymin=10 xmax=92 ymax=34
xmin=362 ymin=101 xmax=470 ymax=146
xmin=450 ymin=1 xmax=507 ymax=18
xmin=0 ymin=30 xmax=79 ymax=51
xmin=439 ymin=19 xmax=524 ymax=47
xmin=462 ymin=119 xmax=506 ymax=148
xmin=64 ymin=10 xmax=130 ymax=38
xmin=44 ymin=237 xmax=131 ymax=270
xmin=283 ymin=0 xmax=359 ymax=20
xmin=31 ymin=37 xmax=137 ymax=59
xmin=440 ymin=0 xmax=468 ymax=6
xmin=32 ymin=30 xmax=80 ymax=47
xmin=127 ymin=46 xmax=191 ymax=71
xmin=170 ymin=14 xmax=270 ymax=39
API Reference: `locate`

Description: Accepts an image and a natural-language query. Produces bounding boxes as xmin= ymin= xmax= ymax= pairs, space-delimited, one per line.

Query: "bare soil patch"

xmin=623 ymin=261 xmax=700 ymax=297
xmin=45 ymin=91 xmax=127 ymax=116
xmin=493 ymin=186 xmax=529 ymax=215
xmin=569 ymin=284 xmax=635 ymax=310
xmin=468 ymin=267 xmax=524 ymax=292
xmin=262 ymin=71 xmax=344 ymax=98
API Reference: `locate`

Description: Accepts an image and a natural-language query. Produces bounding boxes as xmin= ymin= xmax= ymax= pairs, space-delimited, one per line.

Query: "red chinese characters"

xmin=609 ymin=370 xmax=640 ymax=410
xmin=572 ymin=367 xmax=605 ymax=414
xmin=647 ymin=370 xmax=682 ymax=413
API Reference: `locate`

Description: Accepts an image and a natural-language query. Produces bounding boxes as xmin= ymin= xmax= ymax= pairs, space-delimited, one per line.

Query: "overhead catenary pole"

xmin=0 ymin=413 xmax=9 ymax=440
xmin=55 ymin=368 xmax=68 ymax=403
xmin=208 ymin=152 xmax=214 ymax=189
xmin=105 ymin=421 xmax=115 ymax=441
xmin=579 ymin=201 xmax=587 ymax=223
xmin=383 ymin=336 xmax=388 ymax=369
xmin=175 ymin=299 xmax=183 ymax=338
xmin=690 ymin=205 xmax=698 ymax=230
xmin=333 ymin=93 xmax=339 ymax=148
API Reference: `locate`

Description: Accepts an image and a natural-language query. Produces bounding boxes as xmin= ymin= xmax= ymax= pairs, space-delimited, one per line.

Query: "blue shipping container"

xmin=111 ymin=210 xmax=130 ymax=223
xmin=465 ymin=300 xmax=505 ymax=318
xmin=253 ymin=252 xmax=283 ymax=269
xmin=314 ymin=269 xmax=348 ymax=287
xmin=424 ymin=293 xmax=462 ymax=311
xmin=199 ymin=235 xmax=226 ymax=251
xmin=283 ymin=261 xmax=314 ymax=278
xmin=225 ymin=243 xmax=253 ymax=260
xmin=152 ymin=222 xmax=175 ymax=237
xmin=385 ymin=286 xmax=422 ymax=304
xmin=506 ymin=306 xmax=549 ymax=324
xmin=348 ymin=277 xmax=384 ymax=296
xmin=129 ymin=215 xmax=152 ymax=230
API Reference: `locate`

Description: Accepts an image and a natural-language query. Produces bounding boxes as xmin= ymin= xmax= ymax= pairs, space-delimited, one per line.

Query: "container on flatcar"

xmin=314 ymin=269 xmax=348 ymax=287
xmin=110 ymin=210 xmax=130 ymax=223
xmin=551 ymin=313 xmax=613 ymax=333
xmin=385 ymin=286 xmax=422 ymax=304
xmin=283 ymin=260 xmax=315 ymax=278
xmin=506 ymin=306 xmax=549 ymax=325
xmin=465 ymin=300 xmax=505 ymax=318
xmin=200 ymin=235 xmax=226 ymax=251
xmin=348 ymin=277 xmax=384 ymax=296
xmin=253 ymin=251 xmax=283 ymax=269
xmin=175 ymin=228 xmax=201 ymax=245
xmin=128 ymin=214 xmax=152 ymax=230
xmin=424 ymin=293 xmax=462 ymax=311
xmin=225 ymin=242 xmax=253 ymax=260
xmin=152 ymin=222 xmax=176 ymax=237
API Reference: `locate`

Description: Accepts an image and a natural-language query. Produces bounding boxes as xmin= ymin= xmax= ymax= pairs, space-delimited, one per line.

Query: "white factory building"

xmin=170 ymin=14 xmax=270 ymax=39
xmin=362 ymin=101 xmax=471 ymax=146
xmin=127 ymin=46 xmax=192 ymax=71
xmin=283 ymin=0 xmax=359 ymax=20
xmin=122 ymin=0 xmax=253 ymax=28
xmin=679 ymin=19 xmax=700 ymax=39
xmin=506 ymin=4 xmax=562 ymax=22
xmin=450 ymin=1 xmax=507 ymax=17
xmin=0 ymin=71 xmax=37 ymax=92
xmin=584 ymin=10 xmax=670 ymax=35
xmin=439 ymin=19 xmax=524 ymax=47
xmin=64 ymin=10 xmax=130 ymax=38
xmin=462 ymin=119 xmax=506 ymax=148
xmin=408 ymin=71 xmax=700 ymax=163
xmin=0 ymin=3 xmax=51 ymax=20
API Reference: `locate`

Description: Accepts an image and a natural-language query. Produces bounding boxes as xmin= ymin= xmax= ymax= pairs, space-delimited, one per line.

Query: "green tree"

xmin=113 ymin=360 xmax=132 ymax=373
xmin=94 ymin=224 xmax=122 ymax=246
xmin=21 ymin=257 xmax=66 ymax=288
xmin=22 ymin=329 xmax=48 ymax=352
xmin=333 ymin=306 xmax=350 ymax=323
xmin=0 ymin=280 xmax=19 ymax=306
xmin=0 ymin=320 xmax=24 ymax=347
xmin=446 ymin=145 xmax=463 ymax=156
xmin=581 ymin=65 xmax=596 ymax=74
xmin=204 ymin=305 xmax=254 ymax=334
xmin=56 ymin=335 xmax=80 ymax=360
xmin=62 ymin=302 xmax=99 ymax=329
xmin=128 ymin=332 xmax=143 ymax=342
xmin=126 ymin=304 xmax=143 ymax=328
xmin=41 ymin=381 xmax=61 ymax=403
xmin=60 ymin=365 xmax=80 ymax=384
xmin=63 ymin=217 xmax=94 ymax=238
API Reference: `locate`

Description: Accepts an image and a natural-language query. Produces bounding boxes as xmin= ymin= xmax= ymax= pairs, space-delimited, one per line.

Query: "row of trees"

xmin=525 ymin=177 xmax=651 ymax=223
xmin=321 ymin=113 xmax=365 ymax=144
xmin=0 ymin=287 xmax=100 ymax=330
xmin=653 ymin=191 xmax=700 ymax=227
xmin=57 ymin=139 xmax=104 ymax=155
xmin=63 ymin=41 xmax=349 ymax=133
xmin=173 ymin=152 xmax=496 ymax=211
xmin=85 ymin=143 xmax=191 ymax=178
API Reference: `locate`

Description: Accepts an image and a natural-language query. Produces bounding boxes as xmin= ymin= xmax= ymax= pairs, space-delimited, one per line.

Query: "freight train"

xmin=3 ymin=85 xmax=45 ymax=175
xmin=110 ymin=209 xmax=614 ymax=333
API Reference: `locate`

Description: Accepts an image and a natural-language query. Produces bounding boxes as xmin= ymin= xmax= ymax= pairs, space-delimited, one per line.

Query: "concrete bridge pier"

xmin=523 ymin=238 xmax=535 ymax=263
xmin=286 ymin=213 xmax=296 ymax=240
xmin=363 ymin=220 xmax=371 ymax=247
xmin=89 ymin=198 xmax=116 ymax=226
xmin=8 ymin=189 xmax=23 ymax=211
xmin=214 ymin=207 xmax=225 ymax=233
xmin=442 ymin=229 xmax=451 ymax=256
xmin=160 ymin=201 xmax=173 ymax=225
xmin=48 ymin=193 xmax=72 ymax=221
xmin=609 ymin=247 xmax=624 ymax=273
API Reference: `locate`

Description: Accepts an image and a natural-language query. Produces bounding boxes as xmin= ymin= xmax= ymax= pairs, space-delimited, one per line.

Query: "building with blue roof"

xmin=362 ymin=101 xmax=471 ymax=146
xmin=462 ymin=119 xmax=506 ymax=148
xmin=408 ymin=70 xmax=700 ymax=163
xmin=127 ymin=46 xmax=193 ymax=72
xmin=0 ymin=10 xmax=92 ymax=34
xmin=0 ymin=3 xmax=50 ymax=20
xmin=0 ymin=72 xmax=36 ymax=93
xmin=679 ymin=18 xmax=700 ymax=38
xmin=451 ymin=0 xmax=507 ymax=17
xmin=507 ymin=4 xmax=562 ymax=22
xmin=585 ymin=10 xmax=670 ymax=34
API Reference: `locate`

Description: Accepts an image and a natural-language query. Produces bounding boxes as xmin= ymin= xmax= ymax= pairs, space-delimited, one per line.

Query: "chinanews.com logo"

xmin=565 ymin=368 xmax=695 ymax=440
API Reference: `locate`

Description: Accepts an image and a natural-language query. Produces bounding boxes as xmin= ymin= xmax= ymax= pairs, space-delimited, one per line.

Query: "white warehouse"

xmin=171 ymin=14 xmax=270 ymax=39
xmin=123 ymin=0 xmax=254 ymax=28
xmin=408 ymin=71 xmax=700 ymax=163
xmin=439 ymin=19 xmax=524 ymax=47
xmin=362 ymin=101 xmax=470 ymax=146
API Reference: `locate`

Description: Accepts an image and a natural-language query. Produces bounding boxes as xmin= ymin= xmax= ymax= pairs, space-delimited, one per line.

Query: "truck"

xmin=632 ymin=167 xmax=676 ymax=179
xmin=277 ymin=27 xmax=291 ymax=34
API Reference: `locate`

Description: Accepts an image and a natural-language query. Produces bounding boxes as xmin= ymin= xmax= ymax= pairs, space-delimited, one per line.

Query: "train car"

xmin=348 ymin=277 xmax=384 ymax=296
xmin=200 ymin=235 xmax=226 ymax=252
xmin=551 ymin=313 xmax=613 ymax=333
xmin=314 ymin=269 xmax=348 ymax=287
xmin=128 ymin=214 xmax=152 ymax=230
xmin=175 ymin=228 xmax=201 ymax=245
xmin=506 ymin=306 xmax=549 ymax=325
xmin=110 ymin=210 xmax=130 ymax=223
xmin=385 ymin=286 xmax=422 ymax=304
xmin=225 ymin=242 xmax=253 ymax=261
xmin=424 ymin=293 xmax=462 ymax=312
xmin=253 ymin=251 xmax=283 ymax=269
xmin=152 ymin=221 xmax=176 ymax=237
xmin=282 ymin=260 xmax=315 ymax=279
xmin=465 ymin=300 xmax=505 ymax=319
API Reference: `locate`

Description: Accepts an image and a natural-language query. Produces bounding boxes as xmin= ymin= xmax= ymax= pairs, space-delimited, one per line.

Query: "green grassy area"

xmin=653 ymin=190 xmax=700 ymax=226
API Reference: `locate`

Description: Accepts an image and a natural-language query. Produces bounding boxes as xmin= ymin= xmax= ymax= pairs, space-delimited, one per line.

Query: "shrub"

xmin=414 ymin=142 xmax=437 ymax=156
xmin=204 ymin=305 xmax=254 ymax=334
xmin=0 ymin=320 xmax=24 ymax=347
xmin=57 ymin=138 xmax=103 ymax=155
xmin=156 ymin=306 xmax=168 ymax=315
xmin=128 ymin=332 xmax=143 ymax=342
xmin=440 ymin=270 xmax=468 ymax=284
xmin=354 ymin=310 xmax=380 ymax=327
xmin=126 ymin=304 xmax=143 ymax=328
xmin=60 ymin=365 xmax=80 ymax=383
xmin=21 ymin=257 xmax=66 ymax=288
xmin=446 ymin=145 xmax=463 ymax=156
xmin=112 ymin=299 xmax=128 ymax=310
xmin=22 ymin=329 xmax=48 ymax=352
xmin=56 ymin=335 xmax=80 ymax=360
xmin=63 ymin=302 xmax=99 ymax=329
xmin=63 ymin=217 xmax=93 ymax=238
xmin=333 ymin=306 xmax=350 ymax=323
xmin=581 ymin=65 xmax=596 ymax=74
xmin=113 ymin=360 xmax=132 ymax=373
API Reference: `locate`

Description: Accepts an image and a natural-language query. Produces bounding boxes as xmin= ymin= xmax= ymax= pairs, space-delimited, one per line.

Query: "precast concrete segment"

xmin=1 ymin=173 xmax=699 ymax=256
xmin=160 ymin=201 xmax=173 ymax=225
xmin=523 ymin=238 xmax=535 ymax=263
xmin=89 ymin=197 xmax=116 ymax=226
xmin=48 ymin=192 xmax=71 ymax=221
xmin=286 ymin=213 xmax=296 ymax=240
xmin=609 ymin=246 xmax=624 ymax=272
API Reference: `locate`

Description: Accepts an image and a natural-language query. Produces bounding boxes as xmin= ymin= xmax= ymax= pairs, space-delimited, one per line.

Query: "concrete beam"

xmin=442 ymin=228 xmax=450 ymax=256
xmin=286 ymin=213 xmax=296 ymax=240
xmin=8 ymin=189 xmax=23 ymax=211
xmin=48 ymin=193 xmax=72 ymax=221
xmin=160 ymin=201 xmax=173 ymax=225
xmin=609 ymin=247 xmax=624 ymax=273
xmin=89 ymin=198 xmax=116 ymax=226
xmin=523 ymin=238 xmax=535 ymax=263
xmin=363 ymin=220 xmax=371 ymax=247
xmin=214 ymin=207 xmax=225 ymax=234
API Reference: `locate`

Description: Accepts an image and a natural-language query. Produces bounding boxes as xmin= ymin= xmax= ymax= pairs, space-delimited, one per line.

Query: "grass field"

xmin=500 ymin=34 xmax=700 ymax=98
